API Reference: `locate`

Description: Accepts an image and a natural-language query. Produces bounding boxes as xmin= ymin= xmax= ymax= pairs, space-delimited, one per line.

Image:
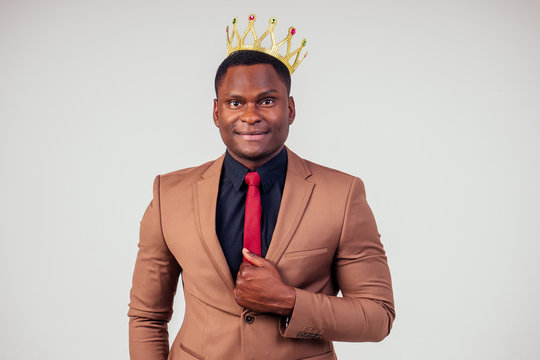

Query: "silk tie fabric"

xmin=243 ymin=171 xmax=262 ymax=261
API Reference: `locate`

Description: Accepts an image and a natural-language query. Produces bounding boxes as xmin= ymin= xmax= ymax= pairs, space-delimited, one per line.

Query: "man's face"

xmin=213 ymin=64 xmax=295 ymax=169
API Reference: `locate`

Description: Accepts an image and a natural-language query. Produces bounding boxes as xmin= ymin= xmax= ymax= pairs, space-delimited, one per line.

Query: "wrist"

xmin=278 ymin=286 xmax=296 ymax=316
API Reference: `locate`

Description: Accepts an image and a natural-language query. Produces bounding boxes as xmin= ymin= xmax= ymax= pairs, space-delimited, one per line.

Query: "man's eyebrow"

xmin=257 ymin=89 xmax=279 ymax=97
xmin=224 ymin=89 xmax=279 ymax=99
xmin=224 ymin=93 xmax=244 ymax=99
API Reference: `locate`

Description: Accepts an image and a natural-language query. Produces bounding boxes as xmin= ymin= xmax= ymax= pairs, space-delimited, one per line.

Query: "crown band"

xmin=226 ymin=14 xmax=307 ymax=74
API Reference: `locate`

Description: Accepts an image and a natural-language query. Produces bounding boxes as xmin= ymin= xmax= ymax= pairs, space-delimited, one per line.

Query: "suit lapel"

xmin=266 ymin=147 xmax=314 ymax=264
xmin=193 ymin=154 xmax=235 ymax=289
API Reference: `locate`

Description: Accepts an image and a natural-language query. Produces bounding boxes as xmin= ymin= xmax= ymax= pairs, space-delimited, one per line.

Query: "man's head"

xmin=215 ymin=50 xmax=291 ymax=96
xmin=213 ymin=50 xmax=295 ymax=170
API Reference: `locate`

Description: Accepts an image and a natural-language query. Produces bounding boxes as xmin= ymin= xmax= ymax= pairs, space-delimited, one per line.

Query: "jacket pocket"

xmin=179 ymin=343 xmax=204 ymax=359
xmin=285 ymin=247 xmax=328 ymax=258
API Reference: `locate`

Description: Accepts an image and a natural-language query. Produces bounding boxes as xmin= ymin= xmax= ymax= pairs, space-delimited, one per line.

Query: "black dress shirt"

xmin=216 ymin=147 xmax=288 ymax=279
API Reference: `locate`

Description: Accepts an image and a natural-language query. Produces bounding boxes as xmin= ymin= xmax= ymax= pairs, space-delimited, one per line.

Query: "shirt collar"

xmin=222 ymin=147 xmax=288 ymax=192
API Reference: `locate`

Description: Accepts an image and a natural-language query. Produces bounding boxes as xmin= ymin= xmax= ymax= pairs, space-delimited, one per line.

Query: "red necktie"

xmin=243 ymin=171 xmax=262 ymax=262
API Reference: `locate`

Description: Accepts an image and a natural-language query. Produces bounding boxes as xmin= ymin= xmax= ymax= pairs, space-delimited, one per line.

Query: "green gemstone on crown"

xmin=270 ymin=18 xmax=277 ymax=24
xmin=232 ymin=18 xmax=237 ymax=24
xmin=302 ymin=40 xmax=307 ymax=46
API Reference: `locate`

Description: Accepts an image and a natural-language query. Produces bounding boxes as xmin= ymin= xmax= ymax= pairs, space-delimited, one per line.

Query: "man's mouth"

xmin=235 ymin=130 xmax=269 ymax=140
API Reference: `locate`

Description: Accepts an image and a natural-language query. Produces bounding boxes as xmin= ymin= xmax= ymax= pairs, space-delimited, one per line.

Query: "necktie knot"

xmin=245 ymin=171 xmax=260 ymax=187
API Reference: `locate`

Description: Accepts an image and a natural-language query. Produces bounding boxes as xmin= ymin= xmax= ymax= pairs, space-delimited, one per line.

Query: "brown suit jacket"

xmin=128 ymin=147 xmax=395 ymax=360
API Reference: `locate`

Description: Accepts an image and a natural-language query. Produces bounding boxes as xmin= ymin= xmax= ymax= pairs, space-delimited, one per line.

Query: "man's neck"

xmin=227 ymin=146 xmax=286 ymax=170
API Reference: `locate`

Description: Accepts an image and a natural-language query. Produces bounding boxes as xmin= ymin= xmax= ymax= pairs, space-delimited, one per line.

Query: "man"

xmin=128 ymin=15 xmax=394 ymax=360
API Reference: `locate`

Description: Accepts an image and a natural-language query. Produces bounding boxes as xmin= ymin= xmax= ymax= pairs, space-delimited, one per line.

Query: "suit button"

xmin=245 ymin=315 xmax=254 ymax=324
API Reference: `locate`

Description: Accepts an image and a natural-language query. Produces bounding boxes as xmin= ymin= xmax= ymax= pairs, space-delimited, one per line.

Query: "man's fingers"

xmin=242 ymin=248 xmax=265 ymax=267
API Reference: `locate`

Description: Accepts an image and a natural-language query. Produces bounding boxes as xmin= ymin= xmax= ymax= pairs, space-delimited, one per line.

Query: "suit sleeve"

xmin=128 ymin=175 xmax=182 ymax=359
xmin=280 ymin=177 xmax=395 ymax=342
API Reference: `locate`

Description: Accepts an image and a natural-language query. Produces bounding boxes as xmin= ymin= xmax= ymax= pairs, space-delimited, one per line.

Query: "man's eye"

xmin=229 ymin=100 xmax=241 ymax=107
xmin=260 ymin=99 xmax=275 ymax=105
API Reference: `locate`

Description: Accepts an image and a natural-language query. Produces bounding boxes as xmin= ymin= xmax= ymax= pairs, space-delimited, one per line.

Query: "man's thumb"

xmin=243 ymin=248 xmax=265 ymax=266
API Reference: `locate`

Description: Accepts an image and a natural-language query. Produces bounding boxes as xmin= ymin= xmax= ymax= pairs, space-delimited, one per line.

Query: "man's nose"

xmin=241 ymin=103 xmax=261 ymax=124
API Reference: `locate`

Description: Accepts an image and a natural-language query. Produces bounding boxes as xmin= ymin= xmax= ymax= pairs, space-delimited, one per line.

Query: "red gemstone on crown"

xmin=249 ymin=15 xmax=255 ymax=20
xmin=291 ymin=28 xmax=296 ymax=35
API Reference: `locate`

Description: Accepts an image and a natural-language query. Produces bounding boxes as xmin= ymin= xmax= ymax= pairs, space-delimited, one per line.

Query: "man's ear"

xmin=213 ymin=98 xmax=219 ymax=127
xmin=288 ymin=96 xmax=296 ymax=125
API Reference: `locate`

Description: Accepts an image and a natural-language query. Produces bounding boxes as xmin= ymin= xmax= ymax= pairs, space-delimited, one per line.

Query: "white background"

xmin=1 ymin=0 xmax=539 ymax=359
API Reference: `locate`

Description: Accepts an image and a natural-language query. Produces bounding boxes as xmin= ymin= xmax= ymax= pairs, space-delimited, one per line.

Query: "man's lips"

xmin=235 ymin=130 xmax=269 ymax=140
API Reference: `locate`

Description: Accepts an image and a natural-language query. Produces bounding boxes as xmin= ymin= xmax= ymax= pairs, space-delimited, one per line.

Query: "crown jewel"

xmin=226 ymin=14 xmax=308 ymax=74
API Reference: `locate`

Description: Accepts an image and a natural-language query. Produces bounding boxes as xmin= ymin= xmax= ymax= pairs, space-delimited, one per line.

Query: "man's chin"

xmin=228 ymin=146 xmax=279 ymax=166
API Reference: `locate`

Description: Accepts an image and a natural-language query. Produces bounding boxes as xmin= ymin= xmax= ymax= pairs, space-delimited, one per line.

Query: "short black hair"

xmin=214 ymin=50 xmax=291 ymax=96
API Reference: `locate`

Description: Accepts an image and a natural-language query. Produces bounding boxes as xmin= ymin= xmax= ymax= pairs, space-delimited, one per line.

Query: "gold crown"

xmin=226 ymin=14 xmax=307 ymax=74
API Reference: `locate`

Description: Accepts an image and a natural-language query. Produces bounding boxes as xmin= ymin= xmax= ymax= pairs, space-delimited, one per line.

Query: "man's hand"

xmin=234 ymin=248 xmax=296 ymax=316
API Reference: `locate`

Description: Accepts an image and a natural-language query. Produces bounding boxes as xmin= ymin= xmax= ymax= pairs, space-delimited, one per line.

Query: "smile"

xmin=235 ymin=131 xmax=269 ymax=141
